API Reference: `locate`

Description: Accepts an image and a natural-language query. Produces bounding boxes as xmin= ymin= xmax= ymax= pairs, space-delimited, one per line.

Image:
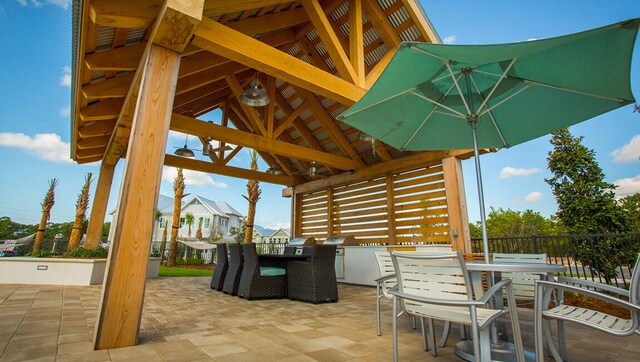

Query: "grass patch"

xmin=159 ymin=266 xmax=213 ymax=277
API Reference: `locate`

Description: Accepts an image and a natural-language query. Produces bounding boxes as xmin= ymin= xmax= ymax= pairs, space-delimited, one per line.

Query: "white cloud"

xmin=527 ymin=38 xmax=539 ymax=41
xmin=443 ymin=35 xmax=456 ymax=44
xmin=17 ymin=0 xmax=69 ymax=9
xmin=513 ymin=191 xmax=543 ymax=203
xmin=60 ymin=66 xmax=71 ymax=87
xmin=614 ymin=175 xmax=640 ymax=198
xmin=59 ymin=105 xmax=70 ymax=117
xmin=264 ymin=223 xmax=290 ymax=231
xmin=499 ymin=166 xmax=541 ymax=179
xmin=162 ymin=166 xmax=228 ymax=188
xmin=0 ymin=132 xmax=72 ymax=163
xmin=612 ymin=134 xmax=640 ymax=163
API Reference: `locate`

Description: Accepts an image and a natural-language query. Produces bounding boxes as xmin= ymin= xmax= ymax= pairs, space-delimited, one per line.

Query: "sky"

xmin=0 ymin=0 xmax=638 ymax=231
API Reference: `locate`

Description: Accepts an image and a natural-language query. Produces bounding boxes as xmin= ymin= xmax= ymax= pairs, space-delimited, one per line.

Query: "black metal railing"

xmin=471 ymin=232 xmax=640 ymax=289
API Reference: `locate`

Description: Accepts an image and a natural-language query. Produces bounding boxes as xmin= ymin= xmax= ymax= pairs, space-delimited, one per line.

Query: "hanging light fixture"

xmin=174 ymin=135 xmax=195 ymax=158
xmin=266 ymin=165 xmax=283 ymax=175
xmin=239 ymin=72 xmax=270 ymax=107
xmin=359 ymin=133 xmax=377 ymax=158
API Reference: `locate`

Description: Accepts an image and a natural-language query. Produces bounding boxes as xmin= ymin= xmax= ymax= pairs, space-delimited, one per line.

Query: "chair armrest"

xmin=556 ymin=276 xmax=630 ymax=296
xmin=375 ymin=273 xmax=396 ymax=283
xmin=474 ymin=279 xmax=514 ymax=305
xmin=536 ymin=280 xmax=640 ymax=311
xmin=389 ymin=286 xmax=487 ymax=307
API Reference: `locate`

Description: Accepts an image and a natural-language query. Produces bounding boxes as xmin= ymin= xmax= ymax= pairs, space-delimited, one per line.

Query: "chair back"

xmin=210 ymin=243 xmax=228 ymax=290
xmin=494 ymin=253 xmax=546 ymax=301
xmin=391 ymin=251 xmax=472 ymax=315
xmin=228 ymin=243 xmax=244 ymax=266
xmin=283 ymin=246 xmax=296 ymax=255
xmin=374 ymin=251 xmax=397 ymax=300
xmin=241 ymin=243 xmax=259 ymax=267
xmin=630 ymin=253 xmax=640 ymax=306
xmin=310 ymin=244 xmax=337 ymax=267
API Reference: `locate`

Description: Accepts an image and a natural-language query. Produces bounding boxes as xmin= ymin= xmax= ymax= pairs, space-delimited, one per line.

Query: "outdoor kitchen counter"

xmin=337 ymin=244 xmax=453 ymax=286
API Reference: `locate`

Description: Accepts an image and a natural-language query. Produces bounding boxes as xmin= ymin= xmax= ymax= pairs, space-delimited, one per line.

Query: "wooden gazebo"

xmin=70 ymin=0 xmax=474 ymax=350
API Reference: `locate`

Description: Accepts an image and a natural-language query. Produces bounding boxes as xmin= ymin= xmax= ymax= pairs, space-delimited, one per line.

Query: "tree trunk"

xmin=68 ymin=173 xmax=93 ymax=250
xmin=244 ymin=202 xmax=256 ymax=243
xmin=160 ymin=222 xmax=168 ymax=262
xmin=168 ymin=169 xmax=188 ymax=267
xmin=33 ymin=212 xmax=49 ymax=254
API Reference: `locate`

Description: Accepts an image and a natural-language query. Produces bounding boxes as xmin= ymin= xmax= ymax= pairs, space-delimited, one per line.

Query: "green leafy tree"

xmin=619 ymin=193 xmax=640 ymax=231
xmin=546 ymin=128 xmax=631 ymax=281
xmin=0 ymin=217 xmax=37 ymax=239
xmin=185 ymin=212 xmax=195 ymax=238
xmin=101 ymin=222 xmax=111 ymax=241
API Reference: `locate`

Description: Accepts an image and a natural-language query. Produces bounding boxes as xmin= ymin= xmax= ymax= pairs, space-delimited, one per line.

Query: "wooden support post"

xmin=84 ymin=162 xmax=116 ymax=249
xmin=94 ymin=45 xmax=180 ymax=350
xmin=386 ymin=174 xmax=397 ymax=245
xmin=442 ymin=157 xmax=471 ymax=253
xmin=293 ymin=193 xmax=303 ymax=237
xmin=327 ymin=188 xmax=334 ymax=235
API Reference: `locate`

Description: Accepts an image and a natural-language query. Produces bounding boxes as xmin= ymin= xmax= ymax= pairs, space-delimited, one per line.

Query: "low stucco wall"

xmin=0 ymin=257 xmax=161 ymax=286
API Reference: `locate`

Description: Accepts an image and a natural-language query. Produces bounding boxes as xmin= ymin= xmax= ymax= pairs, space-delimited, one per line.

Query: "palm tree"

xmin=243 ymin=150 xmax=262 ymax=243
xmin=160 ymin=222 xmax=168 ymax=262
xmin=33 ymin=179 xmax=58 ymax=254
xmin=68 ymin=173 xmax=94 ymax=250
xmin=168 ymin=169 xmax=189 ymax=267
xmin=185 ymin=212 xmax=195 ymax=238
xmin=195 ymin=217 xmax=203 ymax=240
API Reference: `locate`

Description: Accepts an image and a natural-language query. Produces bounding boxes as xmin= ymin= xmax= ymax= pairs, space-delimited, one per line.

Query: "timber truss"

xmin=71 ymin=0 xmax=442 ymax=186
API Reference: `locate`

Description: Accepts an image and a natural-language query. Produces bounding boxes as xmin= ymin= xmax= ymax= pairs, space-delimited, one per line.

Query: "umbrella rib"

xmin=479 ymin=84 xmax=532 ymax=117
xmin=339 ymin=88 xmax=416 ymax=118
xmin=476 ymin=58 xmax=518 ymax=113
xmin=402 ymin=79 xmax=462 ymax=149
xmin=474 ymin=69 xmax=627 ymax=103
xmin=445 ymin=61 xmax=472 ymax=115
xmin=411 ymin=92 xmax=466 ymax=118
xmin=469 ymin=74 xmax=508 ymax=148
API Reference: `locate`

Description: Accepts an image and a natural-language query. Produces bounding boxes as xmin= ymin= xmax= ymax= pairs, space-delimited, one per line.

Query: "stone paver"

xmin=0 ymin=277 xmax=638 ymax=361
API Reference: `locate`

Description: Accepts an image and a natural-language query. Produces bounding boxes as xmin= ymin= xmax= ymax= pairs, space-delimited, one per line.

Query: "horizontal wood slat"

xmin=299 ymin=164 xmax=451 ymax=245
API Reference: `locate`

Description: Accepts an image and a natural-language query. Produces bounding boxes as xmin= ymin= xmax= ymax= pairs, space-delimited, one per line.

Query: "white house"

xmin=154 ymin=195 xmax=243 ymax=241
xmin=252 ymin=227 xmax=290 ymax=244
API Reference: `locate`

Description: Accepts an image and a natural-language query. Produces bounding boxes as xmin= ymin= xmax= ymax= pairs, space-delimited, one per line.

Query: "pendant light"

xmin=239 ymin=72 xmax=270 ymax=107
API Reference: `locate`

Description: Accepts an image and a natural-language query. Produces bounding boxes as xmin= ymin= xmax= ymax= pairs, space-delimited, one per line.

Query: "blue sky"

xmin=0 ymin=0 xmax=638 ymax=230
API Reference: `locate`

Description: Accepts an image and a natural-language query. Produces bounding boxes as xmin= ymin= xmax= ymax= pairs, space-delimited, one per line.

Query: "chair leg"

xmin=412 ymin=315 xmax=416 ymax=329
xmin=376 ymin=283 xmax=382 ymax=336
xmin=479 ymin=328 xmax=491 ymax=362
xmin=543 ymin=319 xmax=564 ymax=362
xmin=471 ymin=322 xmax=481 ymax=362
xmin=392 ymin=295 xmax=399 ymax=362
xmin=439 ymin=321 xmax=451 ymax=347
xmin=420 ymin=317 xmax=429 ymax=351
xmin=428 ymin=318 xmax=437 ymax=357
xmin=557 ymin=320 xmax=567 ymax=361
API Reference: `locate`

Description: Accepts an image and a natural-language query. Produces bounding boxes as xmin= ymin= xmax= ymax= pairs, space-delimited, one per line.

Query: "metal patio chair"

xmin=534 ymin=254 xmax=640 ymax=362
xmin=494 ymin=253 xmax=547 ymax=305
xmin=390 ymin=251 xmax=524 ymax=362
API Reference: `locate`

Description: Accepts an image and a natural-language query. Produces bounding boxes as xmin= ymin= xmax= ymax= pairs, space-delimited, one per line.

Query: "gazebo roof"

xmin=70 ymin=0 xmax=470 ymax=188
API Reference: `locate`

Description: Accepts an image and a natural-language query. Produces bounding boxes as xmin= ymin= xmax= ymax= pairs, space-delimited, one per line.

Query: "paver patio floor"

xmin=0 ymin=277 xmax=638 ymax=361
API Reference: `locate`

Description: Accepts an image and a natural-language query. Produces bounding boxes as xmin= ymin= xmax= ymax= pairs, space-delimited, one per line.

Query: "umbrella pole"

xmin=470 ymin=120 xmax=490 ymax=263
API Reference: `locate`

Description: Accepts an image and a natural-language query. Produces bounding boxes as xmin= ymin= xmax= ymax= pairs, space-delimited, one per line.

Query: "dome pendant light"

xmin=239 ymin=73 xmax=270 ymax=107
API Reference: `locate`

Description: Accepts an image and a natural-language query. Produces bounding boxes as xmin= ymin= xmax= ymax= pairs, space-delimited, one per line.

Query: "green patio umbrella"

xmin=338 ymin=19 xmax=638 ymax=262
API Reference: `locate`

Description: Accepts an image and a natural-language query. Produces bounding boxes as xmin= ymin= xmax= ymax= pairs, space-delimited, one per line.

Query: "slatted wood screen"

xmin=299 ymin=164 xmax=451 ymax=244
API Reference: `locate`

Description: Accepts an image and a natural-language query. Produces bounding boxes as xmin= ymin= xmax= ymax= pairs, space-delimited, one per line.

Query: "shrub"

xmin=65 ymin=247 xmax=108 ymax=258
xmin=32 ymin=250 xmax=51 ymax=258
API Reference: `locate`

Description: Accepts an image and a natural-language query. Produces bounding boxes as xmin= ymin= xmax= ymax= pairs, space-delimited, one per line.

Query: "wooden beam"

xmin=362 ymin=0 xmax=401 ymax=49
xmin=265 ymin=76 xmax=276 ymax=138
xmin=227 ymin=7 xmax=309 ymax=36
xmin=301 ymin=0 xmax=358 ymax=84
xmin=82 ymin=73 xmax=135 ymax=99
xmin=77 ymin=135 xmax=111 ymax=150
xmin=192 ymin=18 xmax=365 ymax=105
xmin=273 ymin=99 xmax=308 ymax=138
xmin=293 ymin=86 xmax=365 ymax=167
xmin=90 ymin=0 xmax=161 ymax=28
xmin=84 ymin=163 xmax=116 ymax=249
xmin=164 ymin=154 xmax=292 ymax=185
xmin=85 ymin=43 xmax=146 ymax=71
xmin=80 ymin=99 xmax=125 ymax=122
xmin=442 ymin=156 xmax=471 ymax=253
xmin=77 ymin=120 xmax=116 ymax=138
xmin=327 ymin=188 xmax=334 ymax=235
xmin=386 ymin=174 xmax=397 ymax=245
xmin=76 ymin=148 xmax=106 ymax=159
xmin=399 ymin=0 xmax=441 ymax=43
xmin=203 ymin=0 xmax=291 ymax=17
xmin=102 ymin=0 xmax=204 ymax=165
xmin=170 ymin=113 xmax=359 ymax=170
xmin=348 ymin=0 xmax=365 ymax=87
xmin=222 ymin=146 xmax=242 ymax=165
xmin=294 ymin=150 xmax=473 ymax=194
xmin=94 ymin=44 xmax=180 ymax=350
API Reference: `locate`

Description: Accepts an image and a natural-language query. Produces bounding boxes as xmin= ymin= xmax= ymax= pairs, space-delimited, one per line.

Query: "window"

xmin=158 ymin=217 xmax=166 ymax=228
xmin=203 ymin=218 xmax=210 ymax=228
xmin=179 ymin=218 xmax=185 ymax=228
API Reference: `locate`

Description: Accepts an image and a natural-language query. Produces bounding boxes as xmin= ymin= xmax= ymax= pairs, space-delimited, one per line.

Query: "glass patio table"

xmin=456 ymin=261 xmax=567 ymax=362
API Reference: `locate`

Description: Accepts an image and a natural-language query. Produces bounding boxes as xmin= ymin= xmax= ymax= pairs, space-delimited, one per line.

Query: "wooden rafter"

xmin=348 ymin=0 xmax=365 ymax=87
xmin=192 ymin=18 xmax=366 ymax=106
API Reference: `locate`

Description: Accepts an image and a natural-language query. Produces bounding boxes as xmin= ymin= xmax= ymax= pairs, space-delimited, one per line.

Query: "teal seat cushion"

xmin=260 ymin=266 xmax=286 ymax=277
